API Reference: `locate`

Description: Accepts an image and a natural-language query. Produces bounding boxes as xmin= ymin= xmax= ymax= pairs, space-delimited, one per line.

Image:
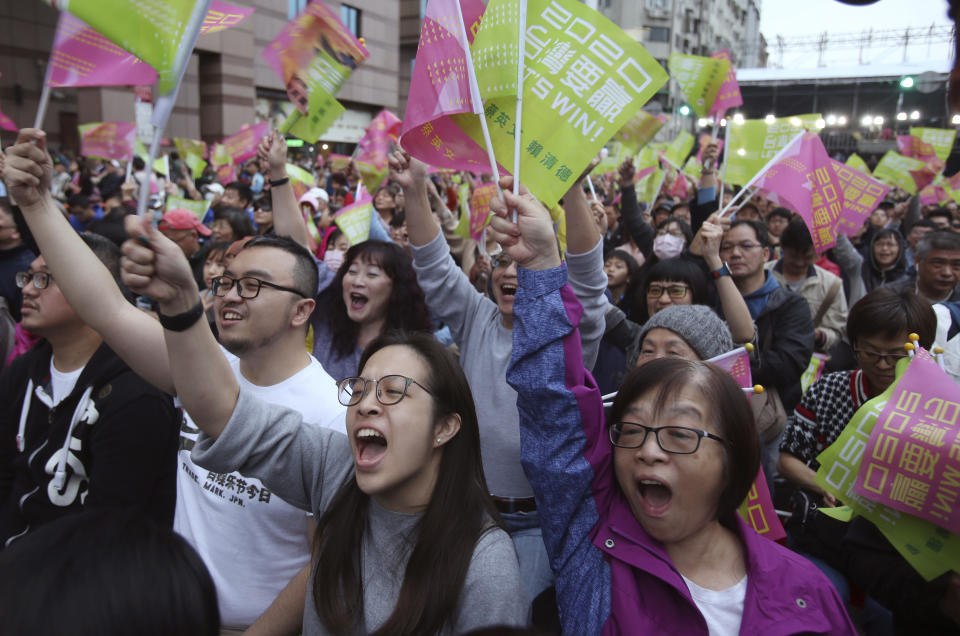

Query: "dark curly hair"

xmin=326 ymin=241 xmax=433 ymax=357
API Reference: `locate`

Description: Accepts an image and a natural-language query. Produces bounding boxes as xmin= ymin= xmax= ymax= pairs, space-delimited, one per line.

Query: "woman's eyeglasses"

xmin=646 ymin=284 xmax=690 ymax=299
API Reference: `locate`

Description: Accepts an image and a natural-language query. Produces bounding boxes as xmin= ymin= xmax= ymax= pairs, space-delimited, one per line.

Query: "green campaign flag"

xmin=334 ymin=198 xmax=373 ymax=246
xmin=637 ymin=166 xmax=663 ymax=204
xmin=724 ymin=114 xmax=822 ymax=187
xmin=457 ymin=0 xmax=668 ymax=206
xmin=873 ymin=151 xmax=926 ymax=195
xmin=166 ymin=195 xmax=209 ymax=221
xmin=592 ymin=142 xmax=629 ymax=175
xmin=815 ymin=357 xmax=960 ymax=581
xmin=184 ymin=152 xmax=207 ymax=178
xmin=910 ymin=127 xmax=957 ymax=162
xmin=667 ymin=54 xmax=730 ymax=118
xmin=472 ymin=0 xmax=522 ymax=99
xmin=682 ymin=156 xmax=702 ymax=181
xmin=46 ymin=0 xmax=200 ymax=95
xmin=174 ymin=137 xmax=206 ymax=159
xmin=612 ymin=110 xmax=664 ymax=154
xmin=285 ymin=162 xmax=316 ymax=187
xmin=845 ymin=153 xmax=870 ymax=174
xmin=453 ymin=183 xmax=472 ymax=240
xmin=662 ymin=130 xmax=694 ymax=169
xmin=283 ymin=87 xmax=345 ymax=143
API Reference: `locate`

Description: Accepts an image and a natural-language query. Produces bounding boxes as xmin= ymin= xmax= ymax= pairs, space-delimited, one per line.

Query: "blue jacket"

xmin=507 ymin=264 xmax=856 ymax=635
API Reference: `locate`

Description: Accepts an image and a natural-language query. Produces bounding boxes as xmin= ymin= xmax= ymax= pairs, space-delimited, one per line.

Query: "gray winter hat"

xmin=638 ymin=304 xmax=734 ymax=361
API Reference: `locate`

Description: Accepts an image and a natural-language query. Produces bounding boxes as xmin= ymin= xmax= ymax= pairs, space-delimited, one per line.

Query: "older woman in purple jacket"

xmin=491 ymin=180 xmax=856 ymax=635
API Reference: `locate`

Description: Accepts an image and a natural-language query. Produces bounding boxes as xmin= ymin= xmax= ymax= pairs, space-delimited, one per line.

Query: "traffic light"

xmin=678 ymin=104 xmax=691 ymax=116
xmin=899 ymin=76 xmax=915 ymax=90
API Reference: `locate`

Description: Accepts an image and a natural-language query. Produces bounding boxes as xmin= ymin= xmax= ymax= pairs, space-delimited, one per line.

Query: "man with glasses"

xmin=720 ymin=219 xmax=814 ymax=483
xmin=0 ymin=232 xmax=179 ymax=548
xmin=0 ymin=199 xmax=35 ymax=322
xmin=0 ymin=129 xmax=345 ymax=631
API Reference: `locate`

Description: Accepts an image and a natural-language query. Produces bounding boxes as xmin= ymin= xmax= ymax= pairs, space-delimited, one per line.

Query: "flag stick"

xmin=587 ymin=176 xmax=598 ymax=202
xmin=33 ymin=62 xmax=53 ymax=130
xmin=136 ymin=124 xmax=163 ymax=218
xmin=717 ymin=131 xmax=804 ymax=218
xmin=512 ymin=0 xmax=527 ymax=200
xmin=717 ymin=119 xmax=729 ymax=199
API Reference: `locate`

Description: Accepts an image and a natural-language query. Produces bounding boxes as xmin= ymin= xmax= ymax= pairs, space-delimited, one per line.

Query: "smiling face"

xmin=202 ymin=252 xmax=226 ymax=289
xmin=349 ymin=345 xmax=453 ymax=512
xmin=215 ymin=247 xmax=306 ymax=356
xmin=613 ymin=387 xmax=726 ymax=545
xmin=211 ymin=218 xmax=235 ymax=244
xmin=645 ymin=279 xmax=693 ymax=317
xmin=490 ymin=255 xmax=519 ymax=323
xmin=872 ymin=235 xmax=900 ymax=268
xmin=374 ymin=187 xmax=396 ymax=213
xmin=342 ymin=255 xmax=394 ymax=327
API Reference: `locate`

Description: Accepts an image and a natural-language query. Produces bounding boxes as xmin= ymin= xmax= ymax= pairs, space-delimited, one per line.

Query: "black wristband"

xmin=158 ymin=301 xmax=204 ymax=332
xmin=269 ymin=177 xmax=289 ymax=187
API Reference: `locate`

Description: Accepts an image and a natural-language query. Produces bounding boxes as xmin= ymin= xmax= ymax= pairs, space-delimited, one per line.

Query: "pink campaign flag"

xmin=48 ymin=13 xmax=158 ymax=88
xmin=705 ymin=347 xmax=753 ymax=389
xmin=920 ymin=183 xmax=949 ymax=206
xmin=828 ymin=160 xmax=890 ymax=239
xmin=897 ymin=135 xmax=937 ymax=161
xmin=668 ymin=171 xmax=689 ymax=200
xmin=0 ymin=109 xmax=16 ymax=132
xmin=708 ymin=50 xmax=742 ymax=119
xmin=200 ymin=0 xmax=255 ymax=35
xmin=221 ymin=121 xmax=271 ymax=165
xmin=853 ymin=348 xmax=960 ymax=535
xmin=399 ymin=0 xmax=490 ymax=172
xmin=356 ymin=110 xmax=403 ymax=193
xmin=753 ymin=132 xmax=843 ymax=253
xmin=468 ymin=181 xmax=498 ymax=241
xmin=216 ymin=164 xmax=238 ymax=185
xmin=79 ymin=121 xmax=136 ymax=160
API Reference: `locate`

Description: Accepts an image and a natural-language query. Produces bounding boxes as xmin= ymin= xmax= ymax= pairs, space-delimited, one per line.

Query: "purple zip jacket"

xmin=506 ymin=264 xmax=857 ymax=636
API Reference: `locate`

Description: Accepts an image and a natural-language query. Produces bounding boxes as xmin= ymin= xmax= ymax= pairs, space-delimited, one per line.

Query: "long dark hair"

xmin=312 ymin=331 xmax=501 ymax=635
xmin=326 ymin=241 xmax=433 ymax=357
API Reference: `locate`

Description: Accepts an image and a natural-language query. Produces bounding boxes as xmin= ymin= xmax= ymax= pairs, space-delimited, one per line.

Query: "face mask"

xmin=653 ymin=233 xmax=685 ymax=260
xmin=323 ymin=249 xmax=345 ymax=271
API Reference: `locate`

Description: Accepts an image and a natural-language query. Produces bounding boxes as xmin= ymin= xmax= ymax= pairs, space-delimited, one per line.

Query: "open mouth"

xmin=221 ymin=309 xmax=243 ymax=323
xmin=349 ymin=293 xmax=368 ymax=311
xmin=499 ymin=283 xmax=517 ymax=298
xmin=637 ymin=478 xmax=672 ymax=515
xmin=355 ymin=427 xmax=387 ymax=467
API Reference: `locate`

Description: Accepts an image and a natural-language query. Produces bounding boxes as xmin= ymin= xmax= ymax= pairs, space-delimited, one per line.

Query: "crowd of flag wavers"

xmin=0 ymin=0 xmax=959 ymax=635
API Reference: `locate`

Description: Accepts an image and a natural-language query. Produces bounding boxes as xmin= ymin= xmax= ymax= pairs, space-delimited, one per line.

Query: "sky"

xmin=758 ymin=0 xmax=952 ymax=68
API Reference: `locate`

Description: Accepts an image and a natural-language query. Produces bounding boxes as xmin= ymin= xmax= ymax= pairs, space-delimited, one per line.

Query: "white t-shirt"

xmin=681 ymin=574 xmax=748 ymax=636
xmin=49 ymin=358 xmax=84 ymax=406
xmin=174 ymin=347 xmax=346 ymax=629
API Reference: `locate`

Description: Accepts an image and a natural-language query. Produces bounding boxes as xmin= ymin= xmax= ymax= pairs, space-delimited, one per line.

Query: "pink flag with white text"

xmin=399 ymin=0 xmax=490 ymax=172
xmin=48 ymin=12 xmax=158 ymax=88
xmin=221 ymin=121 xmax=271 ymax=165
xmin=79 ymin=121 xmax=137 ymax=160
xmin=200 ymin=0 xmax=255 ymax=35
xmin=708 ymin=49 xmax=742 ymax=119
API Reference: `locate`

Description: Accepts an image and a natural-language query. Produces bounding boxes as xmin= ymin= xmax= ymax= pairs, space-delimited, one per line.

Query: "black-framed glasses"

xmin=491 ymin=252 xmax=514 ymax=269
xmin=15 ymin=271 xmax=52 ymax=290
xmin=336 ymin=375 xmax=433 ymax=407
xmin=854 ymin=348 xmax=908 ymax=366
xmin=609 ymin=421 xmax=726 ymax=454
xmin=647 ymin=283 xmax=690 ymax=299
xmin=210 ymin=275 xmax=307 ymax=299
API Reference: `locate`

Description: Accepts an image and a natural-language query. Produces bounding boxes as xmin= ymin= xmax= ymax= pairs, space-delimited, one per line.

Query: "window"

xmin=341 ymin=4 xmax=361 ymax=38
xmin=647 ymin=27 xmax=670 ymax=42
xmin=287 ymin=0 xmax=307 ymax=19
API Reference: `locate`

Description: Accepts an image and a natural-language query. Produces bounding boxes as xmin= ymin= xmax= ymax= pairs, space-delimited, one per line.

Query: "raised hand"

xmin=1 ymin=129 xmax=54 ymax=207
xmin=258 ymin=130 xmax=288 ymax=177
xmin=387 ymin=149 xmax=427 ymax=191
xmin=121 ymin=215 xmax=199 ymax=311
xmin=487 ymin=176 xmax=560 ymax=271
xmin=618 ymin=157 xmax=636 ymax=187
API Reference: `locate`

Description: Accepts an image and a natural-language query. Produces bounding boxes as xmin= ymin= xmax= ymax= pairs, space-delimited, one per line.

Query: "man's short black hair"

xmin=927 ymin=207 xmax=952 ymax=222
xmin=779 ymin=218 xmax=814 ymax=252
xmin=767 ymin=207 xmax=793 ymax=222
xmin=67 ymin=194 xmax=90 ymax=209
xmin=224 ymin=182 xmax=253 ymax=207
xmin=728 ymin=219 xmax=770 ymax=247
xmin=240 ymin=234 xmax=319 ymax=299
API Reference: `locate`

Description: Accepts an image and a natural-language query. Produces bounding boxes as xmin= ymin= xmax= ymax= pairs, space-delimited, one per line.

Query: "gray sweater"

xmin=192 ymin=389 xmax=527 ymax=634
xmin=410 ymin=231 xmax=607 ymax=498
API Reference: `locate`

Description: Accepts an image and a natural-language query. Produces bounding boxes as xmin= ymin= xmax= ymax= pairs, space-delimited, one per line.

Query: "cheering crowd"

xmin=0 ymin=110 xmax=959 ymax=636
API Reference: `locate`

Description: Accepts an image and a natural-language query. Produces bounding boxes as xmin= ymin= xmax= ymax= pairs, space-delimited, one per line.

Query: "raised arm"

xmin=260 ymin=131 xmax=310 ymax=249
xmin=689 ymin=213 xmax=756 ymax=344
xmin=390 ymin=150 xmax=439 ymax=247
xmin=1 ymin=129 xmax=174 ymax=394
xmin=617 ymin=158 xmax=655 ymax=257
xmin=120 ymin=216 xmax=237 ymax=438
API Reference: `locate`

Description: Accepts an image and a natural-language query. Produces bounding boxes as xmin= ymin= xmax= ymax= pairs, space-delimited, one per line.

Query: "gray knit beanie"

xmin=637 ymin=304 xmax=734 ymax=361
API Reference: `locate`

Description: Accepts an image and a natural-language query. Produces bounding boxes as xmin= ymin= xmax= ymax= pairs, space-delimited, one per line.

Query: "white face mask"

xmin=323 ymin=249 xmax=345 ymax=271
xmin=653 ymin=233 xmax=685 ymax=260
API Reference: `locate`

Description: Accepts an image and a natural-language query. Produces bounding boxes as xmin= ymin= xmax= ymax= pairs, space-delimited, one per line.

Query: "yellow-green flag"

xmin=724 ymin=114 xmax=822 ymax=186
xmin=458 ymin=0 xmax=668 ymax=205
xmin=613 ymin=110 xmax=664 ymax=154
xmin=166 ymin=194 xmax=209 ymax=220
xmin=815 ymin=357 xmax=960 ymax=581
xmin=211 ymin=143 xmax=232 ymax=167
xmin=667 ymin=54 xmax=730 ymax=118
xmin=183 ymin=152 xmax=207 ymax=178
xmin=873 ymin=151 xmax=926 ymax=195
xmin=845 ymin=153 xmax=870 ymax=174
xmin=662 ymin=130 xmax=695 ymax=169
xmin=334 ymin=197 xmax=373 ymax=245
xmin=453 ymin=183 xmax=472 ymax=240
xmin=910 ymin=127 xmax=957 ymax=162
xmin=682 ymin=156 xmax=702 ymax=181
xmin=174 ymin=137 xmax=206 ymax=159
xmin=283 ymin=85 xmax=346 ymax=143
xmin=46 ymin=0 xmax=203 ymax=95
